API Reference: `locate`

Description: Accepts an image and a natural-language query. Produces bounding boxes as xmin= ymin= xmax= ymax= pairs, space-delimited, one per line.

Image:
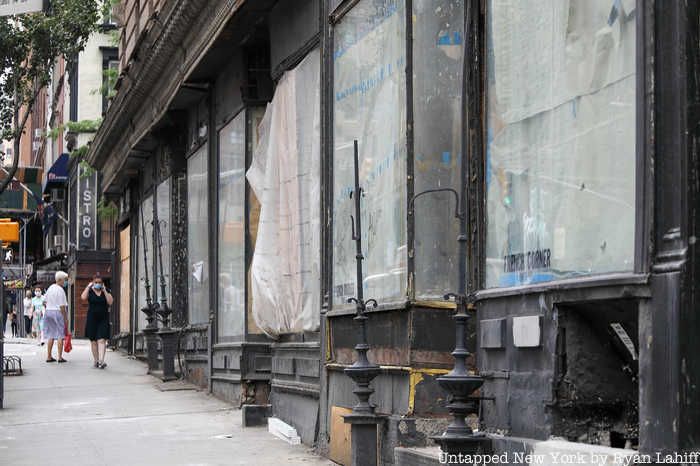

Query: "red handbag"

xmin=63 ymin=323 xmax=72 ymax=353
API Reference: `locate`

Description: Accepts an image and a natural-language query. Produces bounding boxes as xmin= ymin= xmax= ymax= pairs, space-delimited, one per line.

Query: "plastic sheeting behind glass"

xmin=247 ymin=49 xmax=321 ymax=337
xmin=333 ymin=0 xmax=407 ymax=307
xmin=413 ymin=0 xmax=464 ymax=298
xmin=218 ymin=112 xmax=246 ymax=338
xmin=137 ymin=195 xmax=153 ymax=330
xmin=485 ymin=0 xmax=636 ymax=288
xmin=155 ymin=178 xmax=171 ymax=305
xmin=187 ymin=146 xmax=210 ymax=323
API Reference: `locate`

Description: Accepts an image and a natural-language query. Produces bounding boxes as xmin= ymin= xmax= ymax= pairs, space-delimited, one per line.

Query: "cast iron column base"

xmin=344 ymin=358 xmax=382 ymax=465
xmin=432 ymin=371 xmax=488 ymax=465
xmin=142 ymin=327 xmax=159 ymax=374
xmin=343 ymin=413 xmax=385 ymax=466
xmin=157 ymin=327 xmax=178 ymax=382
xmin=433 ymin=432 xmax=488 ymax=466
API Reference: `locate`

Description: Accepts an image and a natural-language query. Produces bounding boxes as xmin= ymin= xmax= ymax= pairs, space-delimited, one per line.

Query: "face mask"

xmin=93 ymin=284 xmax=103 ymax=290
xmin=34 ymin=291 xmax=41 ymax=296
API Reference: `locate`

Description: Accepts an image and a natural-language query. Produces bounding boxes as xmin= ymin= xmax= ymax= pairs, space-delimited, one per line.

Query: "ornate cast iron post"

xmin=343 ymin=140 xmax=383 ymax=466
xmin=409 ymin=187 xmax=485 ymax=460
xmin=139 ymin=202 xmax=159 ymax=374
xmin=153 ymin=210 xmax=177 ymax=382
xmin=411 ymin=3 xmax=487 ymax=461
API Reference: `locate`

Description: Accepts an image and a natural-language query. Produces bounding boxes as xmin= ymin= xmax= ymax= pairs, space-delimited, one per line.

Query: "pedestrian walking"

xmin=44 ymin=271 xmax=69 ymax=363
xmin=10 ymin=308 xmax=17 ymax=337
xmin=3 ymin=293 xmax=12 ymax=335
xmin=23 ymin=290 xmax=32 ymax=336
xmin=2 ymin=305 xmax=8 ymax=337
xmin=32 ymin=286 xmax=45 ymax=343
xmin=81 ymin=274 xmax=113 ymax=369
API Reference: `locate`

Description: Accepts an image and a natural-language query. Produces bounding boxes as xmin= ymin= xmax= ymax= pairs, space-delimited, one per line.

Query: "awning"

xmin=42 ymin=153 xmax=70 ymax=194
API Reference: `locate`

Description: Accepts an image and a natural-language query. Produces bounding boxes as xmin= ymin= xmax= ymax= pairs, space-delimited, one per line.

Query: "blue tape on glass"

xmin=437 ymin=32 xmax=462 ymax=46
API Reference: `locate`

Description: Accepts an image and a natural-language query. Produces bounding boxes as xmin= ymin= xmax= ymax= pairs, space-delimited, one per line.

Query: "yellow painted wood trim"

xmin=408 ymin=368 xmax=450 ymax=415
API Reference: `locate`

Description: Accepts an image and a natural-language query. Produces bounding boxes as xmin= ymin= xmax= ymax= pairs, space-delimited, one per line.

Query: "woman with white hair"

xmin=44 ymin=271 xmax=69 ymax=363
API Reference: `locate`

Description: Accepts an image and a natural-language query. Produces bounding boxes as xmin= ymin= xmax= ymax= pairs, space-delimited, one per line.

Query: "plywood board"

xmin=329 ymin=406 xmax=352 ymax=466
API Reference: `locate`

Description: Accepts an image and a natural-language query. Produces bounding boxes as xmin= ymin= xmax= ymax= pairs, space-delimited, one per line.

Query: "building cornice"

xmin=87 ymin=0 xmax=247 ymax=194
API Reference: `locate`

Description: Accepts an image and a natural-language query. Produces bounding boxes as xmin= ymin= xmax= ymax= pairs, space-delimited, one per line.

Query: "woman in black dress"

xmin=80 ymin=274 xmax=113 ymax=369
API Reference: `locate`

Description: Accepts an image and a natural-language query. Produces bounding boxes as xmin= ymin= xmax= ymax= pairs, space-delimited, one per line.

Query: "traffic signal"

xmin=0 ymin=218 xmax=20 ymax=243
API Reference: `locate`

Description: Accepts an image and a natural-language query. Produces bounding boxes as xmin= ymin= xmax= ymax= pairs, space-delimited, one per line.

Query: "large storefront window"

xmin=413 ymin=0 xmax=464 ymax=297
xmin=485 ymin=0 xmax=636 ymax=288
xmin=188 ymin=146 xmax=209 ymax=323
xmin=248 ymin=50 xmax=321 ymax=336
xmin=137 ymin=194 xmax=153 ymax=330
xmin=218 ymin=113 xmax=246 ymax=339
xmin=333 ymin=0 xmax=407 ymax=307
xmin=156 ymin=178 xmax=171 ymax=303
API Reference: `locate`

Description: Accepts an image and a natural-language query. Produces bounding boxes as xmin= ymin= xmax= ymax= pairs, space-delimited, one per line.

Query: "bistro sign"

xmin=0 ymin=0 xmax=47 ymax=17
xmin=77 ymin=163 xmax=97 ymax=250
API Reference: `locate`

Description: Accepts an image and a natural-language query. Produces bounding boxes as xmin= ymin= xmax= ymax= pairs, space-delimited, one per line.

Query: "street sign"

xmin=0 ymin=0 xmax=47 ymax=17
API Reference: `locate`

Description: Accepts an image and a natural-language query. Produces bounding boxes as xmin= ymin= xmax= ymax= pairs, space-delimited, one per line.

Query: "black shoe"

xmin=46 ymin=358 xmax=56 ymax=363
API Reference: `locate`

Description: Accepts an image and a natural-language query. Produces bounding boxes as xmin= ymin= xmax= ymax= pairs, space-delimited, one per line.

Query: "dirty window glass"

xmin=218 ymin=112 xmax=246 ymax=338
xmin=188 ymin=146 xmax=210 ymax=323
xmin=155 ymin=178 xmax=171 ymax=305
xmin=485 ymin=0 xmax=636 ymax=287
xmin=413 ymin=0 xmax=464 ymax=298
xmin=332 ymin=0 xmax=407 ymax=307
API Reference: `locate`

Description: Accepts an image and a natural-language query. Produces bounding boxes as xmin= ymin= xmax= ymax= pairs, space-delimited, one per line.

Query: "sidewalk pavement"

xmin=0 ymin=338 xmax=335 ymax=466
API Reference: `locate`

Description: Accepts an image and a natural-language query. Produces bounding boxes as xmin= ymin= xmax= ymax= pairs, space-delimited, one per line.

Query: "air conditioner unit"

xmin=53 ymin=235 xmax=64 ymax=248
xmin=51 ymin=189 xmax=65 ymax=202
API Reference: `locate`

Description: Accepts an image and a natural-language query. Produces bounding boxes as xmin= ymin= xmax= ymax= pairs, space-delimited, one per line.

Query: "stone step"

xmin=394 ymin=446 xmax=441 ymax=466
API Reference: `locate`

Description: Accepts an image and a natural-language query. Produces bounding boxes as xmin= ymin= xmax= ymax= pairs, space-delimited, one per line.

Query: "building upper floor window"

xmin=102 ymin=53 xmax=119 ymax=114
xmin=484 ymin=0 xmax=636 ymax=288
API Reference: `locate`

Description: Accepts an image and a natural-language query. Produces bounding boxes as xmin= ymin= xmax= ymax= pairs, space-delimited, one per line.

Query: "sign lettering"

xmin=503 ymin=248 xmax=551 ymax=273
xmin=77 ymin=165 xmax=97 ymax=250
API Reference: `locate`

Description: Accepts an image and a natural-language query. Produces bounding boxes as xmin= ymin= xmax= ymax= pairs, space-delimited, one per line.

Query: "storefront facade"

xmin=87 ymin=0 xmax=700 ymax=464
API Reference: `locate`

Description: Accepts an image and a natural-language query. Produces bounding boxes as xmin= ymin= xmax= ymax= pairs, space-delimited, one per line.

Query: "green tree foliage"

xmin=97 ymin=198 xmax=118 ymax=220
xmin=0 ymin=0 xmax=107 ymax=194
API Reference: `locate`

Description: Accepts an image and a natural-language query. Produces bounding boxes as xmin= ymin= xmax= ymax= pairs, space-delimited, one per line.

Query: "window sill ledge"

xmin=476 ymin=272 xmax=650 ymax=301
